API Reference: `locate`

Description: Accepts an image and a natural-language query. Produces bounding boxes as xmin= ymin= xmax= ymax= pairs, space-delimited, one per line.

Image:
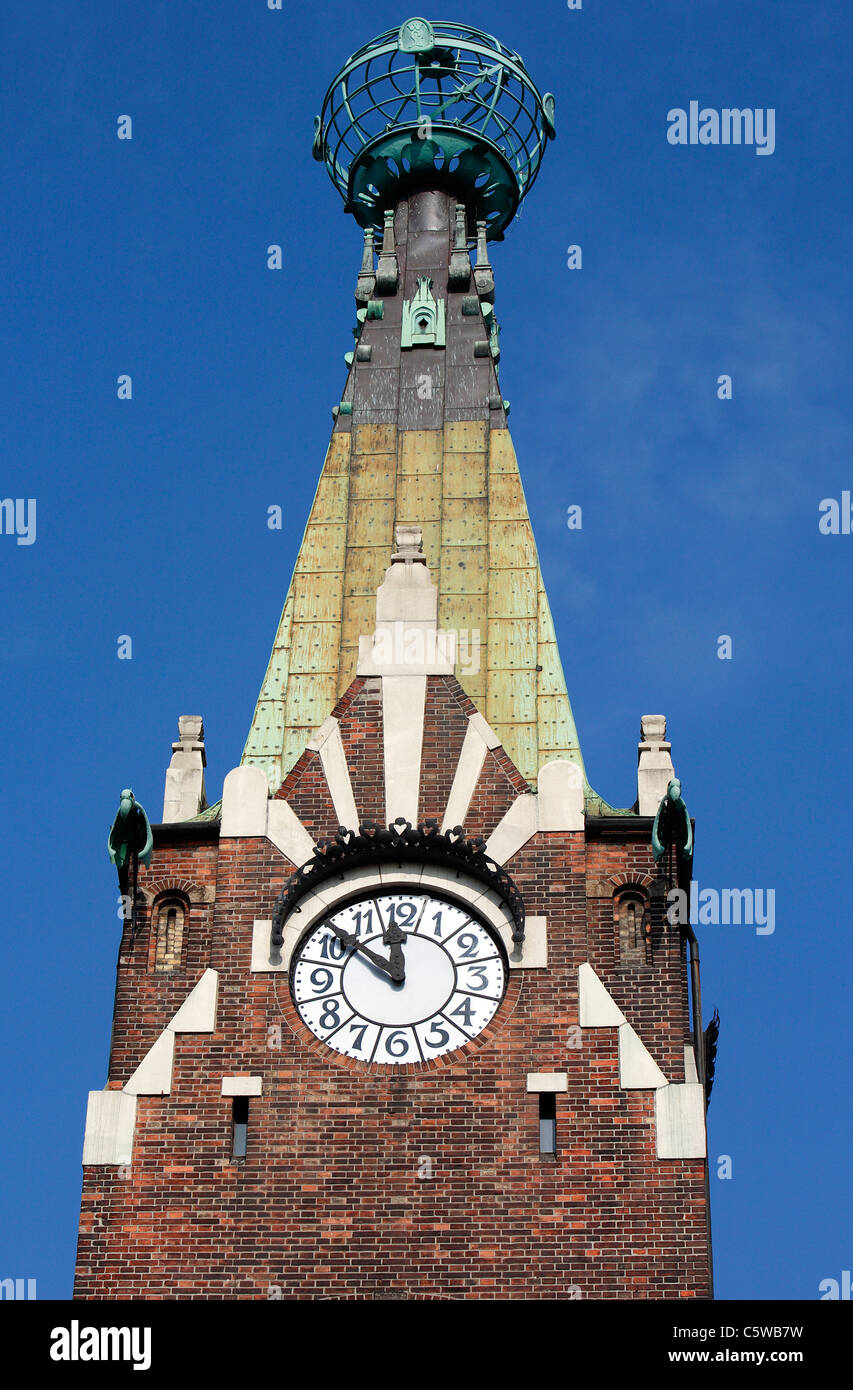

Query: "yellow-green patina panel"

xmin=242 ymin=423 xmax=585 ymax=792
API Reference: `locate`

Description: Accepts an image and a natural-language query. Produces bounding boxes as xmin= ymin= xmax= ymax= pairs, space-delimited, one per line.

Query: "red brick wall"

xmin=73 ymin=680 xmax=711 ymax=1300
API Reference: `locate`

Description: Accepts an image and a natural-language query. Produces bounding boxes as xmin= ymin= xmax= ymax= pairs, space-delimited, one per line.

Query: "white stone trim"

xmin=124 ymin=1029 xmax=175 ymax=1096
xmin=526 ymin=1072 xmax=567 ymax=1092
xmin=499 ymin=914 xmax=547 ymax=969
xmin=266 ymin=798 xmax=315 ymax=867
xmin=251 ymin=919 xmax=286 ymax=972
xmin=655 ymin=1083 xmax=707 ymax=1158
xmin=82 ymin=1090 xmax=137 ymax=1166
xmin=221 ymin=1076 xmax=263 ymax=1097
xmin=484 ymin=773 xmax=585 ymax=865
xmin=167 ymin=968 xmax=218 ymax=1033
xmin=537 ymin=759 xmax=584 ymax=832
xmin=382 ymin=674 xmax=427 ymax=824
xmin=469 ymin=712 xmax=501 ymax=750
xmin=221 ymin=765 xmax=268 ymax=838
xmin=578 ymin=962 xmax=707 ymax=1162
xmin=441 ymin=717 xmax=489 ymax=832
xmin=121 ymin=968 xmax=220 ymax=1097
xmin=618 ymin=1022 xmax=668 ymax=1090
xmin=578 ymin=962 xmax=626 ymax=1027
xmin=484 ymin=794 xmax=538 ymax=864
xmin=311 ymin=718 xmax=359 ymax=831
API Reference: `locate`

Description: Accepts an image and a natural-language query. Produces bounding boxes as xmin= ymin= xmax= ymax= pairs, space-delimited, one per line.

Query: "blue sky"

xmin=1 ymin=0 xmax=851 ymax=1300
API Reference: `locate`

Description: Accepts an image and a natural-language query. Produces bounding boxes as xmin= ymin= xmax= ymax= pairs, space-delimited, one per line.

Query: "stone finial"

xmin=391 ymin=523 xmax=427 ymax=566
xmin=448 ymin=203 xmax=472 ymax=290
xmin=473 ymin=219 xmax=495 ymax=301
xmin=374 ymin=210 xmax=399 ymax=294
xmin=162 ymin=716 xmax=208 ymax=823
xmin=355 ymin=228 xmax=376 ymax=304
xmin=637 ymin=715 xmax=675 ymax=816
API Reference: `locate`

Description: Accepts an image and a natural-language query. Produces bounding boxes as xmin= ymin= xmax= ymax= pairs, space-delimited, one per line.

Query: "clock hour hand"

xmin=382 ymin=922 xmax=407 ymax=985
xmin=327 ymin=922 xmax=405 ymax=983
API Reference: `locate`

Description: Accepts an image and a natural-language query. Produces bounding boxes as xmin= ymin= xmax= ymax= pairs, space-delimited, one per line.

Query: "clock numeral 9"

xmin=309 ymin=967 xmax=334 ymax=994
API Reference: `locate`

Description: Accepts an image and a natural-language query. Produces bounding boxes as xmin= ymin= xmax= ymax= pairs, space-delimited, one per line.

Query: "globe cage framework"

xmin=312 ymin=18 xmax=557 ymax=241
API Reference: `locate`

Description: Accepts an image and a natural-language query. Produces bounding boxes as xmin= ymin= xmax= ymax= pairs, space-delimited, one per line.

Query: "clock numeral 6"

xmin=384 ymin=1029 xmax=410 ymax=1058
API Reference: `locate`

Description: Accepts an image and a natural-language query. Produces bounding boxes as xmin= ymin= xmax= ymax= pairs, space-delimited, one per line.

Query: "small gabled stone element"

xmin=354 ymin=227 xmax=376 ymax=303
xmin=401 ymin=277 xmax=446 ymax=349
xmin=374 ymin=210 xmax=399 ymax=294
xmin=637 ymin=714 xmax=675 ymax=815
xmin=448 ymin=203 xmax=472 ymax=289
xmin=473 ymin=219 xmax=495 ymax=301
xmin=163 ymin=717 xmax=207 ymax=823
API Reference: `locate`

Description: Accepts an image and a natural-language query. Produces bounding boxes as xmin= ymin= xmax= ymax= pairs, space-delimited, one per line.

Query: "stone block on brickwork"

xmin=526 ymin=1072 xmax=567 ymax=1092
xmin=537 ymin=759 xmax=584 ymax=831
xmin=441 ymin=716 xmax=489 ymax=832
xmin=578 ymin=962 xmax=626 ymax=1027
xmin=484 ymin=793 xmax=537 ymax=864
xmin=655 ymin=1083 xmax=707 ymax=1158
xmin=498 ymin=914 xmax=547 ymax=969
xmin=251 ymin=919 xmax=287 ymax=973
xmin=266 ymin=798 xmax=316 ymax=866
xmin=82 ymin=1090 xmax=137 ymax=1166
xmin=618 ymin=1022 xmax=668 ymax=1090
xmin=221 ymin=1077 xmax=263 ymax=1097
xmin=123 ymin=1029 xmax=175 ymax=1096
xmin=221 ymin=765 xmax=269 ymax=838
xmin=382 ymin=674 xmax=426 ymax=824
xmin=167 ymin=968 xmax=218 ymax=1033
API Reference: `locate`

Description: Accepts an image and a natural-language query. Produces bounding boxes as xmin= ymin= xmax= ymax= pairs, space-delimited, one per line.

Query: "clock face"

xmin=290 ymin=890 xmax=507 ymax=1065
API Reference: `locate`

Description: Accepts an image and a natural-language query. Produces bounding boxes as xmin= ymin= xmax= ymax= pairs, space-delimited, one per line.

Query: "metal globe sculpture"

xmin=312 ymin=17 xmax=556 ymax=241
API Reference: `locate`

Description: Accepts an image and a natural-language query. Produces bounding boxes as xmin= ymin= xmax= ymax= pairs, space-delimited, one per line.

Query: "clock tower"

xmin=74 ymin=19 xmax=713 ymax=1301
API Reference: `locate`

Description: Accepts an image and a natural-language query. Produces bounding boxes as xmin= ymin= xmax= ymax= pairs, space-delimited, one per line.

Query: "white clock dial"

xmin=290 ymin=890 xmax=508 ymax=1065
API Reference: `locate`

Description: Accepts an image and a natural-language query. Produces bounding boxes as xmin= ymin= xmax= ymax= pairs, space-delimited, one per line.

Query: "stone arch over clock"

xmin=276 ymin=863 xmax=524 ymax=1072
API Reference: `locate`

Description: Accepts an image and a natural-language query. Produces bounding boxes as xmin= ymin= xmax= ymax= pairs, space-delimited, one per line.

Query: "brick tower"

xmin=74 ymin=19 xmax=713 ymax=1301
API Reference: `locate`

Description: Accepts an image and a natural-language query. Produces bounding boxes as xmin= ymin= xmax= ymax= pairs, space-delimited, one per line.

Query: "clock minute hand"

xmin=327 ymin=923 xmax=403 ymax=982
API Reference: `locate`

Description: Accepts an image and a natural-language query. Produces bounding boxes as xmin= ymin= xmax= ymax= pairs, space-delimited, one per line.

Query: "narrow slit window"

xmin=231 ymin=1097 xmax=249 ymax=1159
xmin=539 ymin=1092 xmax=556 ymax=1155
